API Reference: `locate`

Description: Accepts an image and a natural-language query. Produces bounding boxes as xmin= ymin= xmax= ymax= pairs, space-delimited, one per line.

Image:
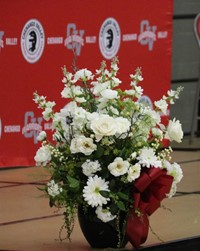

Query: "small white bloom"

xmin=47 ymin=180 xmax=62 ymax=197
xmin=112 ymin=77 xmax=121 ymax=87
xmin=70 ymin=136 xmax=97 ymax=156
xmin=154 ymin=99 xmax=168 ymax=115
xmin=115 ymin=117 xmax=131 ymax=135
xmin=137 ymin=147 xmax=162 ymax=168
xmin=83 ymin=175 xmax=110 ymax=207
xmin=74 ymin=69 xmax=93 ymax=82
xmin=42 ymin=107 xmax=53 ymax=121
xmin=90 ymin=114 xmax=117 ymax=141
xmin=34 ymin=145 xmax=51 ymax=166
xmin=166 ymin=118 xmax=183 ymax=143
xmin=108 ymin=157 xmax=130 ymax=177
xmin=82 ymin=160 xmax=101 ymax=177
xmin=95 ymin=206 xmax=116 ymax=222
xmin=36 ymin=131 xmax=47 ymax=141
xmin=92 ymin=81 xmax=110 ymax=96
xmin=127 ymin=163 xmax=141 ymax=182
xmin=100 ymin=89 xmax=118 ymax=99
xmin=152 ymin=128 xmax=163 ymax=139
xmin=164 ymin=161 xmax=183 ymax=184
xmin=46 ymin=101 xmax=56 ymax=108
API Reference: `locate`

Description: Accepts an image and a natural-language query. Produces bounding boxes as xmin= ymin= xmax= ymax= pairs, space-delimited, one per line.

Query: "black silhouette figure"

xmin=28 ymin=31 xmax=37 ymax=52
xmin=106 ymin=29 xmax=113 ymax=49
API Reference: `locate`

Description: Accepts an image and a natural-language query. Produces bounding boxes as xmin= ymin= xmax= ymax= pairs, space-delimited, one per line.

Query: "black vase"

xmin=78 ymin=206 xmax=128 ymax=249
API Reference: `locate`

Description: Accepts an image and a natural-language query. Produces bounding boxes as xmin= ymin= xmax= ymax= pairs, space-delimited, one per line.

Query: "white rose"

xmin=108 ymin=157 xmax=129 ymax=177
xmin=115 ymin=117 xmax=131 ymax=135
xmin=70 ymin=135 xmax=97 ymax=155
xmin=95 ymin=206 xmax=116 ymax=222
xmin=166 ymin=118 xmax=183 ymax=143
xmin=127 ymin=163 xmax=141 ymax=182
xmin=34 ymin=145 xmax=51 ymax=166
xmin=90 ymin=115 xmax=117 ymax=141
xmin=100 ymin=89 xmax=118 ymax=99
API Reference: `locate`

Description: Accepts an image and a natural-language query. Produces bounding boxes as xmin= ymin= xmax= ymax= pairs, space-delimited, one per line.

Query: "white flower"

xmin=95 ymin=206 xmax=116 ymax=222
xmin=37 ymin=131 xmax=47 ymax=141
xmin=83 ymin=175 xmax=110 ymax=207
xmin=100 ymin=89 xmax=118 ymax=99
xmin=166 ymin=118 xmax=183 ymax=143
xmin=47 ymin=180 xmax=62 ymax=197
xmin=115 ymin=117 xmax=131 ymax=135
xmin=167 ymin=182 xmax=177 ymax=198
xmin=137 ymin=147 xmax=162 ymax=168
xmin=127 ymin=163 xmax=141 ymax=182
xmin=164 ymin=161 xmax=183 ymax=184
xmin=112 ymin=77 xmax=121 ymax=87
xmin=82 ymin=160 xmax=101 ymax=177
xmin=74 ymin=69 xmax=93 ymax=82
xmin=92 ymin=81 xmax=110 ymax=96
xmin=70 ymin=135 xmax=97 ymax=155
xmin=152 ymin=128 xmax=163 ymax=139
xmin=90 ymin=114 xmax=117 ymax=141
xmin=34 ymin=145 xmax=51 ymax=166
xmin=154 ymin=99 xmax=168 ymax=115
xmin=108 ymin=157 xmax=130 ymax=177
xmin=42 ymin=107 xmax=53 ymax=121
xmin=143 ymin=108 xmax=161 ymax=126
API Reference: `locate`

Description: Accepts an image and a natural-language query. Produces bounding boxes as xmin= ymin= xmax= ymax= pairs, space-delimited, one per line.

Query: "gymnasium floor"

xmin=0 ymin=149 xmax=200 ymax=251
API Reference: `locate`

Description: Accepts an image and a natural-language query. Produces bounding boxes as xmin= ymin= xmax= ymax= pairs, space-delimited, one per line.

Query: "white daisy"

xmin=83 ymin=175 xmax=110 ymax=207
xmin=137 ymin=147 xmax=162 ymax=168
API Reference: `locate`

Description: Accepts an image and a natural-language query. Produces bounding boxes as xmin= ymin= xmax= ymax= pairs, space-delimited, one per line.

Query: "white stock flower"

xmin=152 ymin=128 xmax=163 ymax=139
xmin=83 ymin=175 xmax=110 ymax=207
xmin=70 ymin=136 xmax=97 ymax=155
xmin=37 ymin=131 xmax=47 ymax=141
xmin=92 ymin=81 xmax=110 ymax=96
xmin=166 ymin=118 xmax=183 ymax=143
xmin=82 ymin=160 xmax=101 ymax=177
xmin=90 ymin=115 xmax=117 ymax=141
xmin=47 ymin=180 xmax=62 ymax=197
xmin=74 ymin=69 xmax=93 ymax=82
xmin=42 ymin=107 xmax=53 ymax=121
xmin=112 ymin=77 xmax=121 ymax=87
xmin=34 ymin=145 xmax=51 ymax=166
xmin=108 ymin=157 xmax=129 ymax=177
xmin=154 ymin=99 xmax=168 ymax=115
xmin=95 ymin=206 xmax=116 ymax=222
xmin=137 ymin=147 xmax=162 ymax=168
xmin=127 ymin=163 xmax=141 ymax=182
xmin=100 ymin=89 xmax=118 ymax=99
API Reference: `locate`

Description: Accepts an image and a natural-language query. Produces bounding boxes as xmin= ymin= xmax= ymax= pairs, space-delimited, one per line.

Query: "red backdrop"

xmin=0 ymin=0 xmax=173 ymax=167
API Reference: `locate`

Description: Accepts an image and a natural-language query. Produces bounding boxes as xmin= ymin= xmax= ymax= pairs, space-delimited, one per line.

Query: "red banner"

xmin=0 ymin=0 xmax=173 ymax=167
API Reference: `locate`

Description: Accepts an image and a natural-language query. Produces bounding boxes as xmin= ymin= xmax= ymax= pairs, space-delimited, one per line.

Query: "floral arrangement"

xmin=33 ymin=57 xmax=183 ymax=248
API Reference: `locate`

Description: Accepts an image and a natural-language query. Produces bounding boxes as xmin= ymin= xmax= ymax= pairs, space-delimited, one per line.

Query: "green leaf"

xmin=94 ymin=145 xmax=104 ymax=158
xmin=117 ymin=201 xmax=126 ymax=211
xmin=118 ymin=192 xmax=129 ymax=201
xmin=67 ymin=176 xmax=80 ymax=189
xmin=99 ymin=190 xmax=110 ymax=198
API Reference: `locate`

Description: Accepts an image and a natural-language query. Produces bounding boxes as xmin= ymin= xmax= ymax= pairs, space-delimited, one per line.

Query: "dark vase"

xmin=78 ymin=206 xmax=128 ymax=249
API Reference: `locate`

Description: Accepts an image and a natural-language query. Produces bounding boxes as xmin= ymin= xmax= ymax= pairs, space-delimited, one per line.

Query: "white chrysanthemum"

xmin=95 ymin=206 xmax=116 ymax=222
xmin=154 ymin=99 xmax=168 ymax=115
xmin=137 ymin=147 xmax=162 ymax=168
xmin=100 ymin=89 xmax=118 ymax=99
xmin=83 ymin=175 xmax=110 ymax=207
xmin=36 ymin=131 xmax=47 ymax=141
xmin=127 ymin=163 xmax=141 ymax=182
xmin=90 ymin=114 xmax=117 ymax=141
xmin=166 ymin=118 xmax=183 ymax=143
xmin=47 ymin=180 xmax=62 ymax=197
xmin=34 ymin=145 xmax=51 ymax=166
xmin=70 ymin=135 xmax=97 ymax=155
xmin=108 ymin=157 xmax=130 ymax=177
xmin=82 ymin=160 xmax=101 ymax=177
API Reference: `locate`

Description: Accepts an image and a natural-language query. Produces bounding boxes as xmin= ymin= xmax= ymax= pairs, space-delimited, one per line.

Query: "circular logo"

xmin=138 ymin=95 xmax=153 ymax=109
xmin=21 ymin=19 xmax=45 ymax=63
xmin=99 ymin=18 xmax=121 ymax=59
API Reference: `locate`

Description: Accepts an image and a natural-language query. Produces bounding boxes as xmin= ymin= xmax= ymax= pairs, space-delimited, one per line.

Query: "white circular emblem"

xmin=21 ymin=19 xmax=45 ymax=63
xmin=99 ymin=18 xmax=121 ymax=59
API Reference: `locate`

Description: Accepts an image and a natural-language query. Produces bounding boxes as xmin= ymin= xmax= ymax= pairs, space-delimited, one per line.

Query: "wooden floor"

xmin=0 ymin=150 xmax=200 ymax=251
